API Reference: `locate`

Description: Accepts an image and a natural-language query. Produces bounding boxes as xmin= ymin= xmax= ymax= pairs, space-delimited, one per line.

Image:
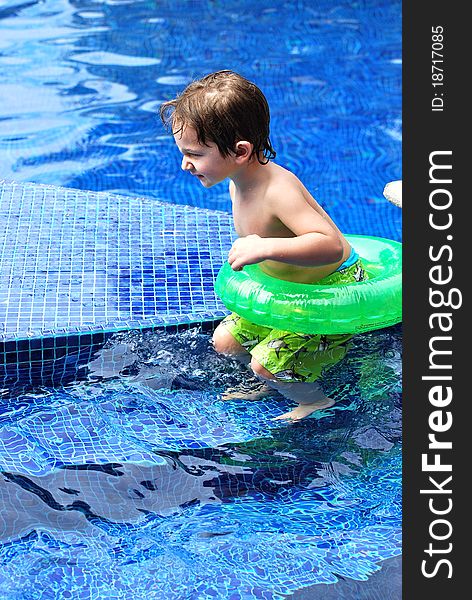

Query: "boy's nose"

xmin=181 ymin=155 xmax=193 ymax=171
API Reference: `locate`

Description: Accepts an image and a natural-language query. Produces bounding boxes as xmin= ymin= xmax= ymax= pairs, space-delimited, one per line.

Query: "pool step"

xmin=0 ymin=180 xmax=233 ymax=383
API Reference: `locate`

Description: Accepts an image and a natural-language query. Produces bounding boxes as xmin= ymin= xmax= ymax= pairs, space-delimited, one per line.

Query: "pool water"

xmin=1 ymin=326 xmax=401 ymax=599
xmin=0 ymin=0 xmax=401 ymax=598
xmin=0 ymin=0 xmax=401 ymax=239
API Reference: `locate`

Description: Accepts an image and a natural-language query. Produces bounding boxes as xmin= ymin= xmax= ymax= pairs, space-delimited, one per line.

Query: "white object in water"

xmin=383 ymin=180 xmax=402 ymax=207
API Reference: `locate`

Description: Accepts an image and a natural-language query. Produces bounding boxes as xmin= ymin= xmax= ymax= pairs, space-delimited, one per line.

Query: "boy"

xmin=160 ymin=70 xmax=366 ymax=421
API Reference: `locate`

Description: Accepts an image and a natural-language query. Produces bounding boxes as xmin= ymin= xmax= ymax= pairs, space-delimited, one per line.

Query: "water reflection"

xmin=1 ymin=326 xmax=401 ymax=598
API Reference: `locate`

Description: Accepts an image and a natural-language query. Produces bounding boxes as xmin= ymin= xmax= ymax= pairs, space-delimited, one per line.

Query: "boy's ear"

xmin=234 ymin=141 xmax=253 ymax=161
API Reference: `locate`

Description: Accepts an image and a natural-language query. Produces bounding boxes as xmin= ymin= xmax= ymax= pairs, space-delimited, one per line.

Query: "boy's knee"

xmin=212 ymin=324 xmax=245 ymax=356
xmin=250 ymin=357 xmax=276 ymax=381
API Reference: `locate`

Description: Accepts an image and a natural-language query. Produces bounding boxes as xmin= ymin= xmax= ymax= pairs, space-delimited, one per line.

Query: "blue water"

xmin=0 ymin=0 xmax=402 ymax=598
xmin=1 ymin=327 xmax=402 ymax=599
xmin=0 ymin=0 xmax=401 ymax=239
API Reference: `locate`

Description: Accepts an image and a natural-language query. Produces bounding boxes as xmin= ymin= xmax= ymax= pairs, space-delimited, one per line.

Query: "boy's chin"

xmin=198 ymin=178 xmax=214 ymax=188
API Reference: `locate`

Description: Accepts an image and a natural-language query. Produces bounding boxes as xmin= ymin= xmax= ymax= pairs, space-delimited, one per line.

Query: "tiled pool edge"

xmin=0 ymin=320 xmax=221 ymax=388
xmin=1 ymin=179 xmax=233 ymax=374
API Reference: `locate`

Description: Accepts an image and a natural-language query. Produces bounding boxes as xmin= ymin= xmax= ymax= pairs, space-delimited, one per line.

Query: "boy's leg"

xmin=212 ymin=320 xmax=250 ymax=364
xmin=213 ymin=315 xmax=274 ymax=399
xmin=250 ymin=359 xmax=334 ymax=420
xmin=250 ymin=330 xmax=351 ymax=421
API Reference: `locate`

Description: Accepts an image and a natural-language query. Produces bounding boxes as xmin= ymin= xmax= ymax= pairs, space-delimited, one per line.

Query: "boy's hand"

xmin=228 ymin=235 xmax=271 ymax=271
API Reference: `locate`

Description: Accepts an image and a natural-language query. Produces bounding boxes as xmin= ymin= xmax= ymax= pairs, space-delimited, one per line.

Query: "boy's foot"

xmin=221 ymin=381 xmax=274 ymax=401
xmin=272 ymin=397 xmax=335 ymax=422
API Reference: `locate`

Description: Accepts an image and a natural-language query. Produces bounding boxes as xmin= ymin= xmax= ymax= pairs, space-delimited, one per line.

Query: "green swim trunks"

xmin=220 ymin=259 xmax=367 ymax=383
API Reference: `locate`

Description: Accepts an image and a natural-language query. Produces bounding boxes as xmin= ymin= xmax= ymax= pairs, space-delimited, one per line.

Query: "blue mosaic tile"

xmin=0 ymin=0 xmax=401 ymax=596
xmin=0 ymin=179 xmax=233 ymax=347
xmin=0 ymin=338 xmax=402 ymax=599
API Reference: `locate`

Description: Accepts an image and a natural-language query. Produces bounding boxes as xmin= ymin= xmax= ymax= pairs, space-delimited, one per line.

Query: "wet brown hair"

xmin=159 ymin=70 xmax=276 ymax=164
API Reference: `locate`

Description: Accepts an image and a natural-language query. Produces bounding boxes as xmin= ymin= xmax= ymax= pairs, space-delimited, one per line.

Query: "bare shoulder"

xmin=266 ymin=163 xmax=316 ymax=207
xmin=265 ymin=163 xmax=336 ymax=236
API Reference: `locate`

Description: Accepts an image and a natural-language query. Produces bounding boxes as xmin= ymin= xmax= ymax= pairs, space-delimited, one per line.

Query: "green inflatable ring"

xmin=215 ymin=234 xmax=402 ymax=334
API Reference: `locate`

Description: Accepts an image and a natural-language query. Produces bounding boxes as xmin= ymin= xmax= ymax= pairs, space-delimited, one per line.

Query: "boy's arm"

xmin=228 ymin=194 xmax=343 ymax=271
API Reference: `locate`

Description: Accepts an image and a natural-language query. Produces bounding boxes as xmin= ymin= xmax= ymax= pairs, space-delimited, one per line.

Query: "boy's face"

xmin=173 ymin=125 xmax=236 ymax=188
